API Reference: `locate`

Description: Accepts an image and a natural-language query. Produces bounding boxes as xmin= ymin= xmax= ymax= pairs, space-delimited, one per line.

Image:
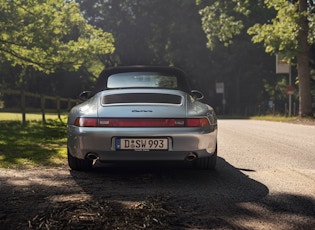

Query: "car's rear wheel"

xmin=194 ymin=145 xmax=217 ymax=170
xmin=67 ymin=149 xmax=93 ymax=171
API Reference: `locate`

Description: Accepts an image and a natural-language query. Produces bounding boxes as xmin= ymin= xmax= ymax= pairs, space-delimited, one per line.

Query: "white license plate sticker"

xmin=116 ymin=138 xmax=168 ymax=151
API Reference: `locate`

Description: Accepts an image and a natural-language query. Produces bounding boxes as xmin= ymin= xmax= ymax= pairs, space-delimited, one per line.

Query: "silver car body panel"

xmin=68 ymin=88 xmax=217 ymax=161
xmin=67 ymin=67 xmax=217 ymax=163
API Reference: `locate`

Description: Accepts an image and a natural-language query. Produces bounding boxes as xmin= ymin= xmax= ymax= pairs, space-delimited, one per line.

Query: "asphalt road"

xmin=216 ymin=119 xmax=315 ymax=229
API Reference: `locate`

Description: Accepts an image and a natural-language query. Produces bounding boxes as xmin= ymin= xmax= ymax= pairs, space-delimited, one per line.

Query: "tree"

xmin=0 ymin=0 xmax=115 ymax=75
xmin=75 ymin=0 xmax=275 ymax=114
xmin=198 ymin=0 xmax=250 ymax=50
xmin=248 ymin=0 xmax=313 ymax=117
xmin=76 ymin=0 xmax=215 ymax=84
xmin=199 ymin=0 xmax=314 ymax=117
xmin=197 ymin=0 xmax=277 ymax=114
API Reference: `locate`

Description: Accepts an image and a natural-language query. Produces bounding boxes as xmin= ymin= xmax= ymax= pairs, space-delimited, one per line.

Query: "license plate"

xmin=116 ymin=138 xmax=168 ymax=151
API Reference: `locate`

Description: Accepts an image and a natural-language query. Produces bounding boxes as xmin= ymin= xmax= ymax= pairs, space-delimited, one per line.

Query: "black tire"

xmin=194 ymin=145 xmax=217 ymax=170
xmin=67 ymin=149 xmax=93 ymax=171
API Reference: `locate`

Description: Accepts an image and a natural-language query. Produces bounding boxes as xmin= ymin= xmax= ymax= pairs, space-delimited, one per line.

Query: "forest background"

xmin=0 ymin=0 xmax=314 ymax=116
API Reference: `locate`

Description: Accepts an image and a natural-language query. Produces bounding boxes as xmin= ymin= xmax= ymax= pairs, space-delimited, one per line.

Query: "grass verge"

xmin=249 ymin=115 xmax=299 ymax=122
xmin=249 ymin=115 xmax=315 ymax=124
xmin=0 ymin=118 xmax=67 ymax=169
xmin=219 ymin=114 xmax=314 ymax=124
xmin=0 ymin=112 xmax=66 ymax=121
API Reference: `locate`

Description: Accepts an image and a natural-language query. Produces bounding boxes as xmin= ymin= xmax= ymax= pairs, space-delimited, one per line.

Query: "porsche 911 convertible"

xmin=67 ymin=66 xmax=217 ymax=170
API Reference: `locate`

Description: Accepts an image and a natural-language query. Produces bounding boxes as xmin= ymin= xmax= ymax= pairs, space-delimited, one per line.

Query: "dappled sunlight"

xmin=0 ymin=119 xmax=67 ymax=168
xmin=249 ymin=168 xmax=315 ymax=197
xmin=232 ymin=194 xmax=315 ymax=229
xmin=0 ymin=159 xmax=315 ymax=229
xmin=0 ymin=114 xmax=66 ymax=123
xmin=0 ymin=168 xmax=71 ymax=188
xmin=48 ymin=194 xmax=93 ymax=203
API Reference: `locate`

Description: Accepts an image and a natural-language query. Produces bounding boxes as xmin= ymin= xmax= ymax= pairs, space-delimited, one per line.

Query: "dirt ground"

xmin=0 ymin=160 xmax=269 ymax=230
xmin=1 ymin=158 xmax=314 ymax=230
xmin=0 ymin=162 xmax=227 ymax=230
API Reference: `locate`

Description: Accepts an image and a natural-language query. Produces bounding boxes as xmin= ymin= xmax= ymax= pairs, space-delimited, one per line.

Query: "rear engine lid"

xmin=97 ymin=89 xmax=187 ymax=118
xmin=102 ymin=92 xmax=182 ymax=105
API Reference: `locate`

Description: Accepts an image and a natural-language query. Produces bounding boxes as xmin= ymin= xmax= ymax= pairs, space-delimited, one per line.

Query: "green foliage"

xmin=247 ymin=0 xmax=300 ymax=58
xmin=198 ymin=0 xmax=315 ymax=58
xmin=76 ymin=0 xmax=215 ymax=79
xmin=247 ymin=0 xmax=315 ymax=60
xmin=198 ymin=0 xmax=249 ymax=49
xmin=0 ymin=0 xmax=115 ymax=74
xmin=0 ymin=118 xmax=67 ymax=168
xmin=2 ymin=0 xmax=310 ymax=116
xmin=309 ymin=7 xmax=315 ymax=45
xmin=198 ymin=0 xmax=314 ymax=117
xmin=263 ymin=76 xmax=288 ymax=102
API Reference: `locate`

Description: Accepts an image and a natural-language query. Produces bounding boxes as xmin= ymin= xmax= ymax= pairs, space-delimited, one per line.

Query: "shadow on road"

xmin=1 ymin=157 xmax=314 ymax=229
xmin=73 ymin=157 xmax=269 ymax=206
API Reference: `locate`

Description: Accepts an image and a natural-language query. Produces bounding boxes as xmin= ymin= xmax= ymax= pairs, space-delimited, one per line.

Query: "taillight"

xmin=74 ymin=117 xmax=210 ymax=127
xmin=186 ymin=118 xmax=210 ymax=127
xmin=98 ymin=118 xmax=185 ymax=127
xmin=74 ymin=118 xmax=98 ymax=127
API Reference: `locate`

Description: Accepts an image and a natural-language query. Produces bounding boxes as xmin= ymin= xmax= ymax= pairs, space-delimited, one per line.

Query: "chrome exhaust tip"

xmin=185 ymin=152 xmax=197 ymax=161
xmin=86 ymin=153 xmax=99 ymax=160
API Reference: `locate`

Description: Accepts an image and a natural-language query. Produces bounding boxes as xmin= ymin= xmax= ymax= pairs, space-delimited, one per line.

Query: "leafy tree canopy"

xmin=247 ymin=0 xmax=312 ymax=59
xmin=247 ymin=0 xmax=314 ymax=117
xmin=0 ymin=0 xmax=115 ymax=74
xmin=198 ymin=0 xmax=315 ymax=56
xmin=197 ymin=0 xmax=250 ymax=49
xmin=198 ymin=0 xmax=314 ymax=117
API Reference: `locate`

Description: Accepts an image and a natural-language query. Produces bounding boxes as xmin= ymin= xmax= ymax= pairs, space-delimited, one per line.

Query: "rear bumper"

xmin=67 ymin=126 xmax=217 ymax=161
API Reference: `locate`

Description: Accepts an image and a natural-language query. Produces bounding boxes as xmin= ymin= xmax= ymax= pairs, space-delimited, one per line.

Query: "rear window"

xmin=107 ymin=72 xmax=178 ymax=89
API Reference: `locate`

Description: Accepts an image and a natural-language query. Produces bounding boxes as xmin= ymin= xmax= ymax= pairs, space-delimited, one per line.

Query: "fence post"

xmin=21 ymin=90 xmax=26 ymax=125
xmin=41 ymin=95 xmax=46 ymax=124
xmin=273 ymin=103 xmax=275 ymax=116
xmin=2 ymin=88 xmax=76 ymax=120
xmin=56 ymin=96 xmax=61 ymax=119
xmin=67 ymin=98 xmax=71 ymax=111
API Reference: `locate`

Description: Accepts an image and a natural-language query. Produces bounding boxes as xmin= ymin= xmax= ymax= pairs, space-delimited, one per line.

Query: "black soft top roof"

xmin=92 ymin=66 xmax=191 ymax=94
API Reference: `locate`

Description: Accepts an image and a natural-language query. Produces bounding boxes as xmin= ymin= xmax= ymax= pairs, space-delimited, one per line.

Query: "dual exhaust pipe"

xmin=87 ymin=152 xmax=197 ymax=161
xmin=185 ymin=152 xmax=197 ymax=161
xmin=87 ymin=153 xmax=99 ymax=161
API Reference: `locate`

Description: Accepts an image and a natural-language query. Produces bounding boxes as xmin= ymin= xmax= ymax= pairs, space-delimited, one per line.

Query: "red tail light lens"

xmin=74 ymin=118 xmax=98 ymax=127
xmin=99 ymin=118 xmax=185 ymax=127
xmin=74 ymin=118 xmax=210 ymax=127
xmin=186 ymin=118 xmax=210 ymax=127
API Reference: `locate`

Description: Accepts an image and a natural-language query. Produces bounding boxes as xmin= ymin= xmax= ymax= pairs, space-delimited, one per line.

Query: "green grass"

xmin=219 ymin=114 xmax=314 ymax=123
xmin=249 ymin=115 xmax=299 ymax=122
xmin=0 ymin=112 xmax=66 ymax=121
xmin=0 ymin=116 xmax=67 ymax=169
xmin=249 ymin=115 xmax=315 ymax=124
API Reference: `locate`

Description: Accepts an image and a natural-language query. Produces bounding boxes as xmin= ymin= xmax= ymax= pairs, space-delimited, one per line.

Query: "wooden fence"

xmin=0 ymin=88 xmax=79 ymax=124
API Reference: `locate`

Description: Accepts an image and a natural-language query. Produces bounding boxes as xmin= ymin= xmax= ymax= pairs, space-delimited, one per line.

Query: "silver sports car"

xmin=67 ymin=66 xmax=217 ymax=170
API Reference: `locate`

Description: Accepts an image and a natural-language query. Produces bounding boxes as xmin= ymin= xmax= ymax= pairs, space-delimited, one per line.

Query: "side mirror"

xmin=191 ymin=90 xmax=204 ymax=101
xmin=79 ymin=91 xmax=92 ymax=100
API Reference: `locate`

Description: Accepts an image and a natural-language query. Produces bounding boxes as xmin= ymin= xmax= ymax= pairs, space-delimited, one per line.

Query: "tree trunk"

xmin=297 ymin=0 xmax=313 ymax=117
